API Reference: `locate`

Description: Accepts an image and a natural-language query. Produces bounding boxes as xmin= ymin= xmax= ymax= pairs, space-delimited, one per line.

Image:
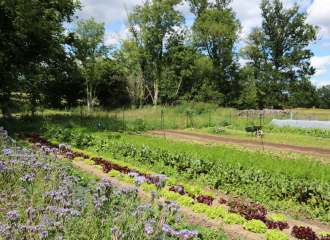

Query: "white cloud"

xmin=311 ymin=55 xmax=330 ymax=69
xmin=322 ymin=42 xmax=330 ymax=49
xmin=307 ymin=0 xmax=330 ymax=39
xmin=314 ymin=69 xmax=328 ymax=77
xmin=105 ymin=24 xmax=129 ymax=45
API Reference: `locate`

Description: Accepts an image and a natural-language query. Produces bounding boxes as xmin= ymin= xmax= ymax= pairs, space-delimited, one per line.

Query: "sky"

xmin=64 ymin=0 xmax=330 ymax=88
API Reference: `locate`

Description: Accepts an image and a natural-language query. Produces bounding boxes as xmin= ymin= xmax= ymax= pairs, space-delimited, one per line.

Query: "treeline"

xmin=0 ymin=0 xmax=327 ymax=116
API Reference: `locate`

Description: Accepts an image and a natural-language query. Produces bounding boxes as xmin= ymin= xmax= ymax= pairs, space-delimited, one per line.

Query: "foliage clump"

xmin=223 ymin=214 xmax=247 ymax=225
xmin=192 ymin=203 xmax=209 ymax=213
xmin=243 ymin=219 xmax=267 ymax=233
xmin=205 ymin=206 xmax=227 ymax=219
xmin=265 ymin=229 xmax=289 ymax=240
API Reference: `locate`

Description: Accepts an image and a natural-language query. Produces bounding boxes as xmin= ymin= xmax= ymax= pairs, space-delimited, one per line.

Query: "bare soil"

xmin=149 ymin=130 xmax=330 ymax=159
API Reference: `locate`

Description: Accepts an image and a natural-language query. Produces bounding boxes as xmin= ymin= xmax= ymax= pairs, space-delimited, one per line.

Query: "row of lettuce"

xmin=27 ymin=133 xmax=330 ymax=240
xmin=43 ymin=126 xmax=330 ymax=222
xmin=1 ymin=129 xmax=233 ymax=240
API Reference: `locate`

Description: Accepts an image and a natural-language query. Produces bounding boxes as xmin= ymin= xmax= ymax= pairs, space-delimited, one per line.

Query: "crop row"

xmin=42 ymin=126 xmax=330 ymax=222
xmin=1 ymin=129 xmax=236 ymax=240
xmin=27 ymin=133 xmax=330 ymax=240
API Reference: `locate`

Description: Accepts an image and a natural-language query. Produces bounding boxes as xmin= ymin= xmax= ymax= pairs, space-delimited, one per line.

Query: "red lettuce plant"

xmin=291 ymin=226 xmax=318 ymax=240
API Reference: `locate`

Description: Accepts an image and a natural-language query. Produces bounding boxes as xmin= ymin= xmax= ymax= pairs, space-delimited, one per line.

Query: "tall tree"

xmin=191 ymin=0 xmax=242 ymax=104
xmin=0 ymin=0 xmax=81 ymax=116
xmin=240 ymin=0 xmax=319 ymax=108
xmin=70 ymin=17 xmax=110 ymax=111
xmin=126 ymin=0 xmax=184 ymax=108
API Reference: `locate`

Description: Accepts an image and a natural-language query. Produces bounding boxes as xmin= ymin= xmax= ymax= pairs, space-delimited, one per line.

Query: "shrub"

xmin=205 ymin=206 xmax=227 ymax=219
xmin=177 ymin=196 xmax=195 ymax=207
xmin=85 ymin=160 xmax=95 ymax=165
xmin=265 ymin=229 xmax=289 ymax=240
xmin=268 ymin=214 xmax=286 ymax=223
xmin=108 ymin=169 xmax=121 ymax=177
xmin=223 ymin=214 xmax=247 ymax=225
xmin=243 ymin=219 xmax=267 ymax=233
xmin=74 ymin=157 xmax=84 ymax=162
xmin=192 ymin=203 xmax=209 ymax=213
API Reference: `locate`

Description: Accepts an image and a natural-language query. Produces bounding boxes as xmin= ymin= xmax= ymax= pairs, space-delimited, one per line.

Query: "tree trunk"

xmin=153 ymin=79 xmax=159 ymax=109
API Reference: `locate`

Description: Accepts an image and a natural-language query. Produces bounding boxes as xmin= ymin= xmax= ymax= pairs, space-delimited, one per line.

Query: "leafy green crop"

xmin=243 ymin=220 xmax=267 ymax=233
xmin=96 ymin=165 xmax=103 ymax=170
xmin=85 ymin=160 xmax=95 ymax=165
xmin=141 ymin=182 xmax=157 ymax=192
xmin=265 ymin=229 xmax=289 ymax=240
xmin=268 ymin=214 xmax=287 ymax=223
xmin=123 ymin=175 xmax=135 ymax=184
xmin=205 ymin=206 xmax=227 ymax=219
xmin=177 ymin=196 xmax=195 ymax=207
xmin=74 ymin=157 xmax=84 ymax=162
xmin=223 ymin=214 xmax=247 ymax=225
xmin=319 ymin=232 xmax=330 ymax=237
xmin=192 ymin=203 xmax=209 ymax=213
xmin=108 ymin=169 xmax=121 ymax=177
xmin=159 ymin=189 xmax=181 ymax=201
xmin=166 ymin=178 xmax=177 ymax=186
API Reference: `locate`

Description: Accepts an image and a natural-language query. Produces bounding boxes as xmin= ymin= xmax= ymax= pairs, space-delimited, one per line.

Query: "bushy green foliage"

xmin=96 ymin=165 xmax=103 ymax=170
xmin=319 ymin=232 xmax=330 ymax=237
xmin=177 ymin=196 xmax=195 ymax=207
xmin=123 ymin=175 xmax=135 ymax=184
xmin=268 ymin=214 xmax=287 ymax=223
xmin=108 ymin=169 xmax=121 ymax=177
xmin=192 ymin=203 xmax=209 ymax=213
xmin=159 ymin=189 xmax=181 ymax=201
xmin=265 ymin=229 xmax=289 ymax=240
xmin=74 ymin=157 xmax=84 ymax=162
xmin=223 ymin=214 xmax=247 ymax=225
xmin=205 ymin=206 xmax=227 ymax=219
xmin=85 ymin=160 xmax=95 ymax=165
xmin=141 ymin=182 xmax=157 ymax=192
xmin=166 ymin=178 xmax=177 ymax=186
xmin=243 ymin=219 xmax=267 ymax=233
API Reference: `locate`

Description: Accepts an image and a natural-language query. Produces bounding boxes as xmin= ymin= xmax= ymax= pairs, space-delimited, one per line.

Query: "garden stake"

xmin=161 ymin=110 xmax=163 ymax=129
xmin=247 ymin=110 xmax=248 ymax=123
xmin=230 ymin=111 xmax=231 ymax=124
xmin=123 ymin=111 xmax=125 ymax=131
xmin=80 ymin=107 xmax=83 ymax=127
xmin=260 ymin=114 xmax=264 ymax=150
xmin=209 ymin=110 xmax=211 ymax=127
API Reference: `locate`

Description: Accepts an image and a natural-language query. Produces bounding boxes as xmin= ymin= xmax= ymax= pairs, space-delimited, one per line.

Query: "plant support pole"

xmin=123 ymin=111 xmax=125 ymax=131
xmin=161 ymin=110 xmax=163 ymax=130
xmin=209 ymin=111 xmax=211 ymax=127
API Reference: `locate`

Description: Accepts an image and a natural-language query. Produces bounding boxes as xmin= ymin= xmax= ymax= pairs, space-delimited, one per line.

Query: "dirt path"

xmin=149 ymin=130 xmax=330 ymax=159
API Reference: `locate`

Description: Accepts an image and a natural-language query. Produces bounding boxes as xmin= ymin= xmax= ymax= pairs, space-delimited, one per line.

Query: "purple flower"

xmin=144 ymin=223 xmax=154 ymax=234
xmin=7 ymin=210 xmax=20 ymax=221
xmin=39 ymin=231 xmax=49 ymax=239
xmin=163 ymin=224 xmax=171 ymax=233
xmin=150 ymin=190 xmax=158 ymax=196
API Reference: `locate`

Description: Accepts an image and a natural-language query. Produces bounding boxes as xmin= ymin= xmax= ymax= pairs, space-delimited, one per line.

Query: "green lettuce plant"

xmin=108 ymin=169 xmax=121 ymax=177
xmin=205 ymin=206 xmax=227 ymax=219
xmin=268 ymin=214 xmax=287 ymax=223
xmin=192 ymin=203 xmax=208 ymax=213
xmin=243 ymin=219 xmax=267 ymax=233
xmin=141 ymin=182 xmax=157 ymax=192
xmin=85 ymin=160 xmax=95 ymax=165
xmin=265 ymin=229 xmax=289 ymax=240
xmin=223 ymin=214 xmax=247 ymax=225
xmin=96 ymin=165 xmax=103 ymax=170
xmin=74 ymin=157 xmax=84 ymax=162
xmin=177 ymin=196 xmax=195 ymax=207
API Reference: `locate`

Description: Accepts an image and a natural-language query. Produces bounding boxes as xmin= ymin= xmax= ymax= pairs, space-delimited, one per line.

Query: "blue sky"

xmin=64 ymin=0 xmax=330 ymax=88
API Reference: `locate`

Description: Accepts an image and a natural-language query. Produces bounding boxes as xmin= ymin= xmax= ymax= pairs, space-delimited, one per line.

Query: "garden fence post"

xmin=230 ymin=111 xmax=231 ymax=124
xmin=80 ymin=107 xmax=83 ymax=127
xmin=209 ymin=110 xmax=211 ymax=127
xmin=247 ymin=110 xmax=248 ymax=123
xmin=123 ymin=111 xmax=125 ymax=131
xmin=186 ymin=111 xmax=189 ymax=129
xmin=161 ymin=110 xmax=163 ymax=129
